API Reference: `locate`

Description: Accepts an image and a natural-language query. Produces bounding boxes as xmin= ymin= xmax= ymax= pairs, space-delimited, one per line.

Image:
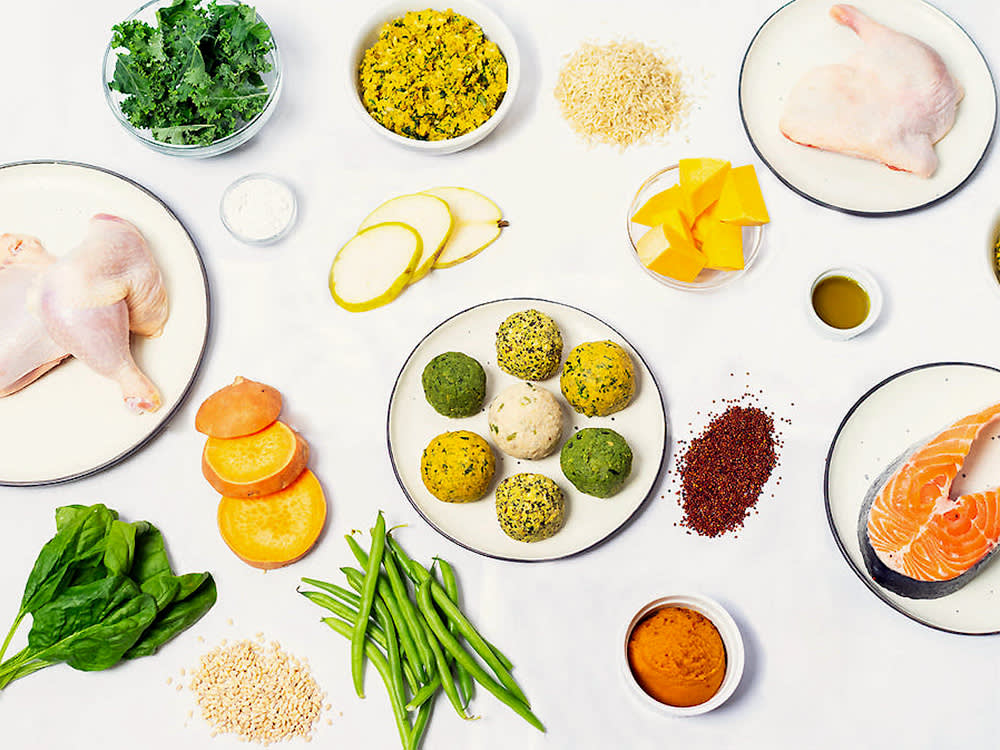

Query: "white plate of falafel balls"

xmin=386 ymin=297 xmax=667 ymax=561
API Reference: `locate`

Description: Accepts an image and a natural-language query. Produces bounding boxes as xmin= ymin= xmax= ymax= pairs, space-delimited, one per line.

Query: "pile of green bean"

xmin=299 ymin=513 xmax=544 ymax=749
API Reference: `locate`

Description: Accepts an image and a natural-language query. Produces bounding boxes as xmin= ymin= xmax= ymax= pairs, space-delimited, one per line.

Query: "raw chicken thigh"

xmin=779 ymin=4 xmax=963 ymax=178
xmin=0 ymin=235 xmax=69 ymax=397
xmin=0 ymin=214 xmax=169 ymax=413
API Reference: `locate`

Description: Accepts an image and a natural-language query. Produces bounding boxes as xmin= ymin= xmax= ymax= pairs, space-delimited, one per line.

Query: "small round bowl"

xmin=219 ymin=173 xmax=297 ymax=246
xmin=622 ymin=594 xmax=745 ymax=717
xmin=102 ymin=0 xmax=282 ymax=158
xmin=347 ymin=0 xmax=520 ymax=155
xmin=808 ymin=265 xmax=883 ymax=341
xmin=626 ymin=165 xmax=764 ymax=292
xmin=987 ymin=209 xmax=1000 ymax=286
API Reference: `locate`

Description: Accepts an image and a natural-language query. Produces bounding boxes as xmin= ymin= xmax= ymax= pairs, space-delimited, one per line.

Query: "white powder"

xmin=221 ymin=175 xmax=296 ymax=243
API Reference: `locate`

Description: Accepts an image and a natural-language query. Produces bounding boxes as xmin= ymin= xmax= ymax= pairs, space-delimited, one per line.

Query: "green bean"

xmin=351 ymin=512 xmax=386 ymax=698
xmin=408 ymin=698 xmax=433 ymax=750
xmin=435 ymin=557 xmax=473 ymax=708
xmin=388 ymin=539 xmax=527 ymax=706
xmin=416 ymin=581 xmax=545 ymax=733
xmin=301 ymin=589 xmax=420 ymax=694
xmin=383 ymin=547 xmax=435 ymax=680
xmin=404 ymin=676 xmax=440 ymax=711
xmin=372 ymin=586 xmax=407 ymax=710
xmin=387 ymin=536 xmax=513 ymax=672
xmin=419 ymin=591 xmax=471 ymax=721
xmin=322 ymin=616 xmax=411 ymax=748
xmin=301 ymin=577 xmax=361 ymax=607
xmin=346 ymin=537 xmax=429 ymax=683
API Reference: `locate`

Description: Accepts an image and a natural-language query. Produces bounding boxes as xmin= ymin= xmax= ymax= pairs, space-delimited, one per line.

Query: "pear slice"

xmin=358 ymin=194 xmax=453 ymax=284
xmin=329 ymin=222 xmax=422 ymax=312
xmin=422 ymin=187 xmax=506 ymax=268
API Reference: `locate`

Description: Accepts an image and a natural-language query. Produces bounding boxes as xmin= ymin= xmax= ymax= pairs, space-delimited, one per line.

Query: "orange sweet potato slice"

xmin=217 ymin=469 xmax=327 ymax=569
xmin=202 ymin=421 xmax=309 ymax=498
xmin=195 ymin=377 xmax=282 ymax=438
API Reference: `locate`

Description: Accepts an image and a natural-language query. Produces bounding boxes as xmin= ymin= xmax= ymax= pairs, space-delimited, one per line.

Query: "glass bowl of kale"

xmin=102 ymin=0 xmax=282 ymax=157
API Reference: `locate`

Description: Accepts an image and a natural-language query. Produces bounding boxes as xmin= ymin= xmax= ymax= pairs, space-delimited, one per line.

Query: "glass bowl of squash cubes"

xmin=626 ymin=159 xmax=769 ymax=291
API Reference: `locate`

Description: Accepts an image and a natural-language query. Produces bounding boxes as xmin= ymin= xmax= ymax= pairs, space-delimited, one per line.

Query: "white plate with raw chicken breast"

xmin=740 ymin=0 xmax=996 ymax=215
xmin=0 ymin=161 xmax=209 ymax=485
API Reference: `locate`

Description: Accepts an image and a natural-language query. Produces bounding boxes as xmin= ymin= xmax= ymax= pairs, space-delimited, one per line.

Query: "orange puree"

xmin=627 ymin=606 xmax=726 ymax=707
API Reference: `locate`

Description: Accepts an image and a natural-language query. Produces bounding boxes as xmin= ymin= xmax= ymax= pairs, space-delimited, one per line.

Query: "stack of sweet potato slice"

xmin=195 ymin=377 xmax=326 ymax=569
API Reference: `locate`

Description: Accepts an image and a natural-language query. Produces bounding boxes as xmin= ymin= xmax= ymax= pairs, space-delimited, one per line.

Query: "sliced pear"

xmin=329 ymin=222 xmax=422 ymax=312
xmin=358 ymin=194 xmax=453 ymax=283
xmin=422 ymin=187 xmax=506 ymax=269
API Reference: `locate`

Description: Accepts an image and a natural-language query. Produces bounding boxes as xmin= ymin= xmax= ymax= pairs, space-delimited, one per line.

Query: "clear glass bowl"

xmin=219 ymin=173 xmax=297 ymax=246
xmin=102 ymin=0 xmax=282 ymax=158
xmin=626 ymin=165 xmax=765 ymax=292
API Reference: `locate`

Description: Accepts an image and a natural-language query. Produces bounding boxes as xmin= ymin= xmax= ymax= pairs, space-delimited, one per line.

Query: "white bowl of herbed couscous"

xmin=347 ymin=0 xmax=521 ymax=154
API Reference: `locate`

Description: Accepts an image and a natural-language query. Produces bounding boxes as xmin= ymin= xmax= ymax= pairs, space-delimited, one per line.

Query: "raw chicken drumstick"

xmin=0 ymin=234 xmax=69 ymax=397
xmin=34 ymin=214 xmax=169 ymax=413
xmin=779 ymin=4 xmax=963 ymax=178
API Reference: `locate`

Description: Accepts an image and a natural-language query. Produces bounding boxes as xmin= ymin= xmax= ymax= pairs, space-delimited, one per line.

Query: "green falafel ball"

xmin=560 ymin=428 xmax=633 ymax=498
xmin=495 ymin=473 xmax=565 ymax=542
xmin=495 ymin=309 xmax=563 ymax=380
xmin=422 ymin=352 xmax=486 ymax=417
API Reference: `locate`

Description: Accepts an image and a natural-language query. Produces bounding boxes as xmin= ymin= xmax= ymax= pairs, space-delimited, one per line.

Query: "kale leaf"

xmin=110 ymin=0 xmax=273 ymax=146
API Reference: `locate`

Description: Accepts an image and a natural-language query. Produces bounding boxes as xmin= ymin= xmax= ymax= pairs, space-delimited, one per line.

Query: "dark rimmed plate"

xmin=386 ymin=298 xmax=667 ymax=562
xmin=0 ymin=161 xmax=209 ymax=485
xmin=740 ymin=0 xmax=996 ymax=216
xmin=825 ymin=362 xmax=1000 ymax=634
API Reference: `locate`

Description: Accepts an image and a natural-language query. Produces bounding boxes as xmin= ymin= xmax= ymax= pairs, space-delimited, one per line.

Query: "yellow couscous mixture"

xmin=359 ymin=9 xmax=508 ymax=141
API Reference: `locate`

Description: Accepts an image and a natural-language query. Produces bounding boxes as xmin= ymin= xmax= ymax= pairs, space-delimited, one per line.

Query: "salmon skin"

xmin=858 ymin=402 xmax=1000 ymax=600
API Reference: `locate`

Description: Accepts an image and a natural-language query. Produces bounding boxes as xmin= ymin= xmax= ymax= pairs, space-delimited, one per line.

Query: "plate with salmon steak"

xmin=0 ymin=161 xmax=209 ymax=485
xmin=740 ymin=0 xmax=996 ymax=215
xmin=826 ymin=362 xmax=1000 ymax=633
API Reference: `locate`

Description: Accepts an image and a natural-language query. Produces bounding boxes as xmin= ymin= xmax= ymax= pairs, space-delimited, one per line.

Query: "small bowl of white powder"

xmin=220 ymin=173 xmax=297 ymax=245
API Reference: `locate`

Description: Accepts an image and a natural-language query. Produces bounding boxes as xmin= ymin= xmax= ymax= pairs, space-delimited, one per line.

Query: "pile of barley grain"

xmin=189 ymin=638 xmax=324 ymax=743
xmin=554 ymin=39 xmax=688 ymax=149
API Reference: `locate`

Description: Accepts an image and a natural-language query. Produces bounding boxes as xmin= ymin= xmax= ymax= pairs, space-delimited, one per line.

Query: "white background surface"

xmin=1 ymin=0 xmax=999 ymax=748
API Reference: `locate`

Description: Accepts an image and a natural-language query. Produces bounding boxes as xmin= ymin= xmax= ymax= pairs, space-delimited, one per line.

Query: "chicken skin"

xmin=780 ymin=4 xmax=963 ymax=178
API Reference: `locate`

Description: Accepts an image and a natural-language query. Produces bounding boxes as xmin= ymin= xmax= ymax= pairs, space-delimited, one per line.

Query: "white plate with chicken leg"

xmin=0 ymin=161 xmax=208 ymax=485
xmin=739 ymin=0 xmax=996 ymax=215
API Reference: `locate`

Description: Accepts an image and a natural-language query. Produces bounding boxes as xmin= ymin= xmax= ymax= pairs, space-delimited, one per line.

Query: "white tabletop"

xmin=2 ymin=0 xmax=1000 ymax=748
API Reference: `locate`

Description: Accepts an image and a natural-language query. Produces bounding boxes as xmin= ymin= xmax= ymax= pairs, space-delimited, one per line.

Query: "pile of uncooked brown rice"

xmin=188 ymin=637 xmax=325 ymax=743
xmin=554 ymin=39 xmax=689 ymax=149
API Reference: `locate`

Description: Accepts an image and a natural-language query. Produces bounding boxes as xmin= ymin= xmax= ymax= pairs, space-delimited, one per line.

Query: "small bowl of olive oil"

xmin=809 ymin=266 xmax=882 ymax=340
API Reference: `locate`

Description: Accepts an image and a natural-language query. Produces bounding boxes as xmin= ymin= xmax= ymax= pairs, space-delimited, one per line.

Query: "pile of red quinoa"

xmin=674 ymin=397 xmax=782 ymax=537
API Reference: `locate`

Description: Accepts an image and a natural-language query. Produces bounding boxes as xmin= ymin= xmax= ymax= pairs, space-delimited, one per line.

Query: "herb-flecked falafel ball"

xmin=560 ymin=428 xmax=633 ymax=498
xmin=422 ymin=352 xmax=486 ymax=417
xmin=495 ymin=309 xmax=563 ymax=380
xmin=560 ymin=340 xmax=635 ymax=417
xmin=495 ymin=473 xmax=565 ymax=542
xmin=421 ymin=431 xmax=495 ymax=502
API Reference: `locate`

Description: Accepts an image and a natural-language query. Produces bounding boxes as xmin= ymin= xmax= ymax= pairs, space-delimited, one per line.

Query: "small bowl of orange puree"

xmin=623 ymin=594 xmax=744 ymax=716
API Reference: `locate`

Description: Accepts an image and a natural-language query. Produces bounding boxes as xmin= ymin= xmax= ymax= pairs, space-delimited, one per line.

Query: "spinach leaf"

xmin=124 ymin=574 xmax=216 ymax=660
xmin=103 ymin=520 xmax=149 ymax=577
xmin=28 ymin=575 xmax=157 ymax=672
xmin=19 ymin=504 xmax=116 ymax=616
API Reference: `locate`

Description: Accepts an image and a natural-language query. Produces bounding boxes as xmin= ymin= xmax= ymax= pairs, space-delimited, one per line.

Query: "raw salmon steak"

xmin=859 ymin=402 xmax=1000 ymax=599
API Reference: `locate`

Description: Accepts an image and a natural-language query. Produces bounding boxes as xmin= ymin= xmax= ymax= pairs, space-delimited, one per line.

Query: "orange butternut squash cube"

xmin=715 ymin=165 xmax=770 ymax=226
xmin=679 ymin=158 xmax=731 ymax=218
xmin=701 ymin=220 xmax=745 ymax=271
xmin=636 ymin=210 xmax=707 ymax=282
xmin=632 ymin=184 xmax=692 ymax=226
xmin=690 ymin=201 xmax=719 ymax=248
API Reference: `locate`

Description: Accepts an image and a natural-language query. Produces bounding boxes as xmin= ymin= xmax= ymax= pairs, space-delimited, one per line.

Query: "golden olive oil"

xmin=812 ymin=275 xmax=870 ymax=330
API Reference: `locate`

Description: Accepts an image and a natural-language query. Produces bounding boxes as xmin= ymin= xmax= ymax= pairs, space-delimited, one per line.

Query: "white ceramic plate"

xmin=825 ymin=362 xmax=1000 ymax=634
xmin=740 ymin=0 xmax=996 ymax=215
xmin=0 ymin=162 xmax=209 ymax=485
xmin=387 ymin=298 xmax=667 ymax=561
